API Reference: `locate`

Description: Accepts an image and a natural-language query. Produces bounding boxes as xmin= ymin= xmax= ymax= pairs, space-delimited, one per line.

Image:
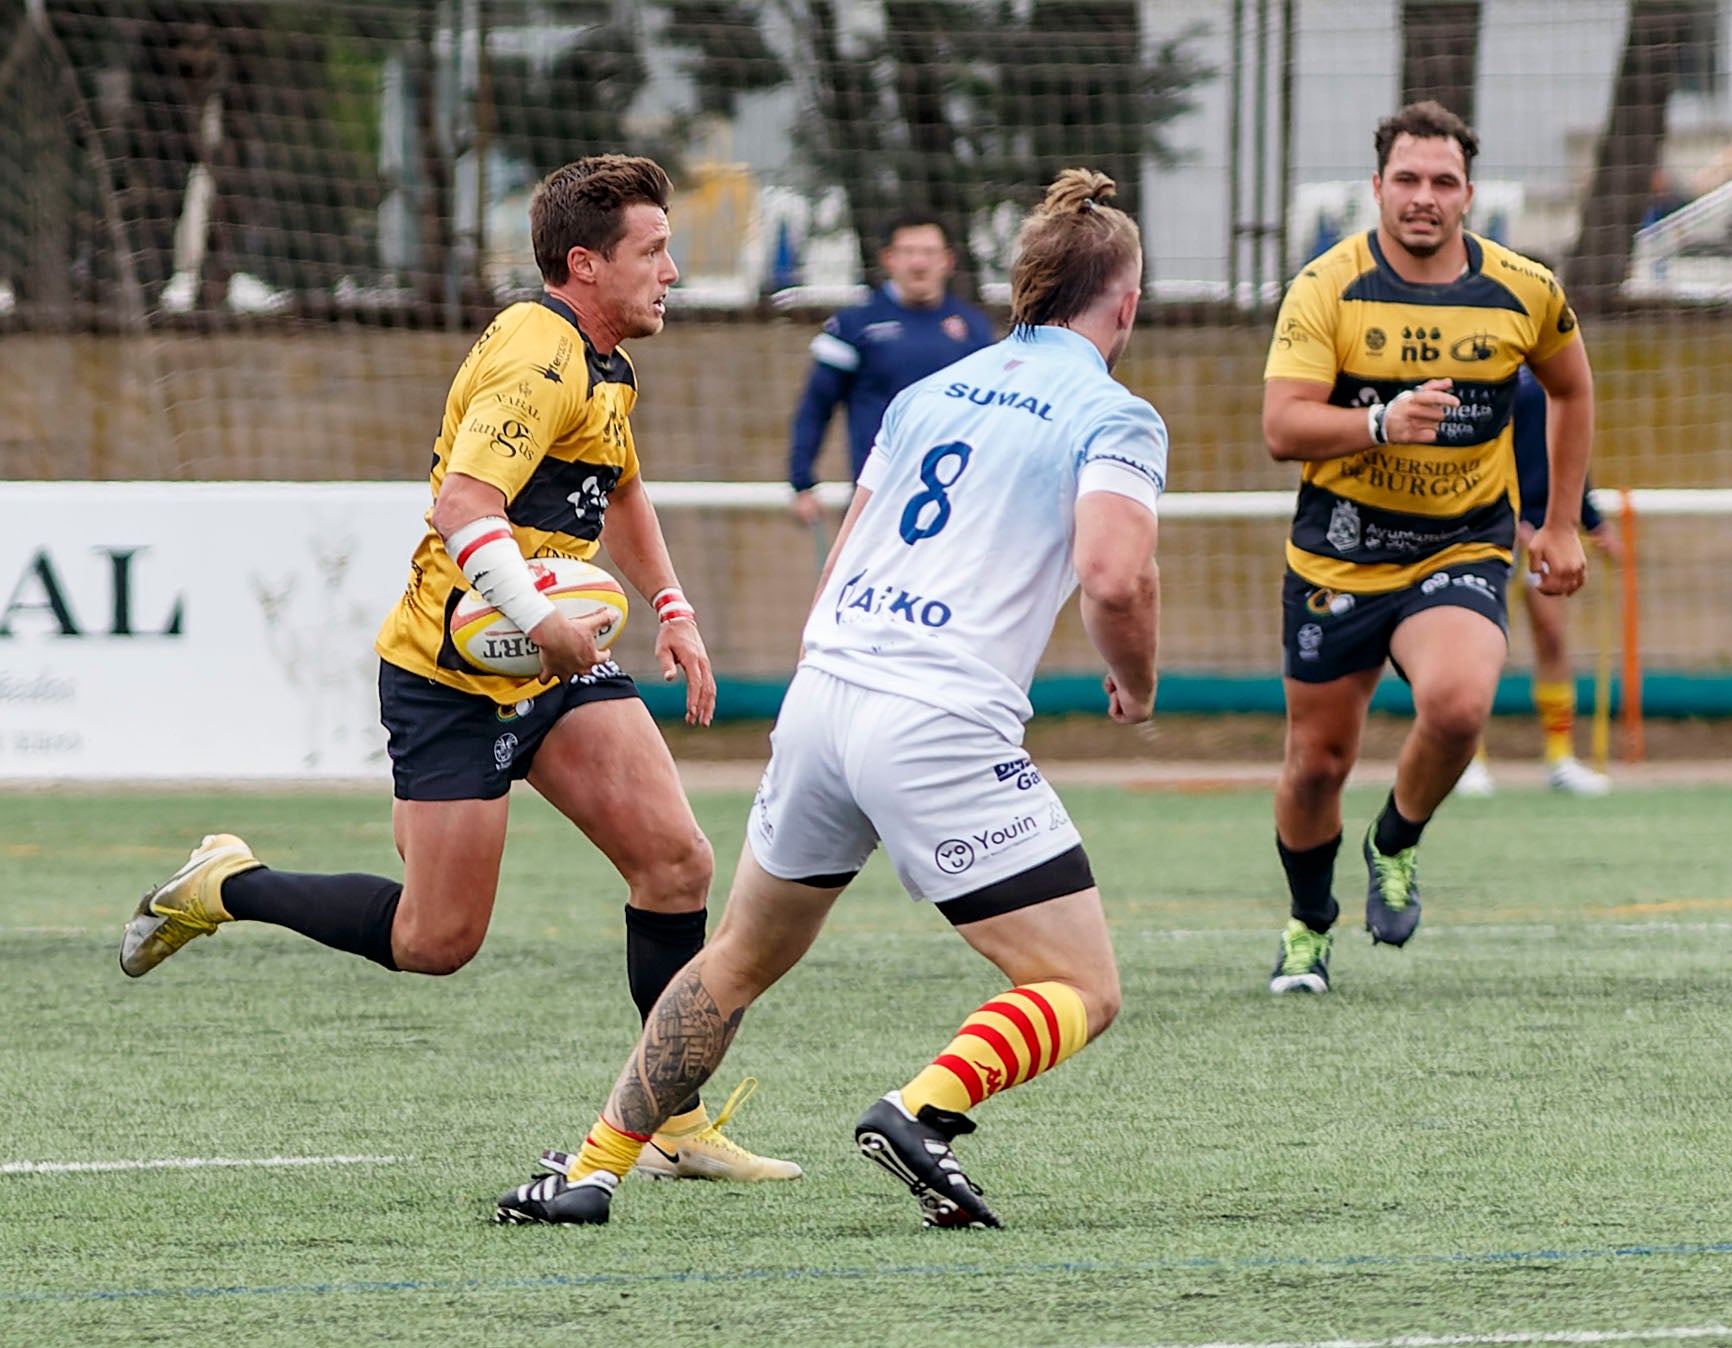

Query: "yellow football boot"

xmin=120 ymin=834 xmax=262 ymax=978
xmin=634 ymin=1078 xmax=803 ymax=1182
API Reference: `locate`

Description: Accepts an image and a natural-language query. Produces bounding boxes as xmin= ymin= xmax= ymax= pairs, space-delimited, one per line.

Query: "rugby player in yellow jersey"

xmin=1262 ymin=102 xmax=1595 ymax=993
xmin=119 ymin=155 xmax=798 ymax=1183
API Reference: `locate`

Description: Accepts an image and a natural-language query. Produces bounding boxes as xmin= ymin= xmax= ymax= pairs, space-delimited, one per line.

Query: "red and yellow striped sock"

xmin=1534 ymin=679 xmax=1576 ymax=764
xmin=573 ymin=1115 xmax=649 ymax=1180
xmin=899 ymin=981 xmax=1091 ymax=1117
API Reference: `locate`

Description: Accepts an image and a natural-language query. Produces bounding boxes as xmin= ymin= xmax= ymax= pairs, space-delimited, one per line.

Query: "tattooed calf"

xmin=610 ymin=963 xmax=744 ymax=1134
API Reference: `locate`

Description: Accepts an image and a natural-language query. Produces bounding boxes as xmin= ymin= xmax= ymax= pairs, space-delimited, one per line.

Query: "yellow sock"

xmin=655 ymin=1102 xmax=707 ymax=1138
xmin=1534 ymin=680 xmax=1576 ymax=764
xmin=573 ymin=1115 xmax=649 ymax=1180
xmin=900 ymin=981 xmax=1090 ymax=1116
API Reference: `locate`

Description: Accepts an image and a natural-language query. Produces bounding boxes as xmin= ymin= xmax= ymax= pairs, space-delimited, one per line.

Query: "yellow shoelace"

xmin=707 ymin=1077 xmax=759 ymax=1133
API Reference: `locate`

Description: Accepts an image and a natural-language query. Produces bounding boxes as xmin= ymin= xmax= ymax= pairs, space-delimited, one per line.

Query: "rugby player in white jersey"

xmin=496 ymin=169 xmax=1167 ymax=1231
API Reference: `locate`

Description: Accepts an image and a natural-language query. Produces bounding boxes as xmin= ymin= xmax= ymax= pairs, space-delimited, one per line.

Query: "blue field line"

xmin=6 ymin=1239 xmax=1732 ymax=1305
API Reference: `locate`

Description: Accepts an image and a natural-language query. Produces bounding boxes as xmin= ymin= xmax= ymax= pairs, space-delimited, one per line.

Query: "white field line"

xmin=1103 ymin=1324 xmax=1732 ymax=1348
xmin=2 ymin=1153 xmax=404 ymax=1175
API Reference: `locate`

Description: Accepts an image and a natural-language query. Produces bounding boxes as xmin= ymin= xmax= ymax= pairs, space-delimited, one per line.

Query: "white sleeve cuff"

xmin=856 ymin=445 xmax=888 ymax=492
xmin=1077 ymin=458 xmax=1160 ymax=515
xmin=810 ymin=331 xmax=862 ymax=372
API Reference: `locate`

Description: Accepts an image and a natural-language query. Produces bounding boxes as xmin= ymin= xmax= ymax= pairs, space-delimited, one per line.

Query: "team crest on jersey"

xmin=568 ymin=474 xmax=610 ymax=522
xmin=942 ymin=314 xmax=970 ymax=342
xmin=1450 ymin=332 xmax=1499 ymax=361
xmin=1325 ymin=499 xmax=1362 ymax=552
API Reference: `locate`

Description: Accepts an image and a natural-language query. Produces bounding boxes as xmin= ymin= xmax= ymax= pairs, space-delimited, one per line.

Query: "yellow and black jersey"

xmin=375 ymin=294 xmax=642 ymax=702
xmin=1264 ymin=230 xmax=1580 ymax=592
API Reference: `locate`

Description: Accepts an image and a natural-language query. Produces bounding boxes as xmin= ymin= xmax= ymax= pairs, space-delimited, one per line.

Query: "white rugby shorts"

xmin=747 ymin=667 xmax=1085 ymax=904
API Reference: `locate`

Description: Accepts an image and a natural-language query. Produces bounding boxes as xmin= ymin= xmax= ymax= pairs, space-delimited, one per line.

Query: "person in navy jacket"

xmin=788 ymin=212 xmax=995 ymax=524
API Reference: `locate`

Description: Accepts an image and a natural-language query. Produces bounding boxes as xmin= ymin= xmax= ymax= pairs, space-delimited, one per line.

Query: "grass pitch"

xmin=3 ymin=782 xmax=1731 ymax=1347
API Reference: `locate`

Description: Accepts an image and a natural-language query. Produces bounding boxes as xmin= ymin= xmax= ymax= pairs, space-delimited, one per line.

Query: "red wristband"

xmin=652 ymin=587 xmax=696 ymax=624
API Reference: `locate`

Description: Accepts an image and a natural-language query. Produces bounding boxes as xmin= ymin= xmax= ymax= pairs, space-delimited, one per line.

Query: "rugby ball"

xmin=450 ymin=557 xmax=628 ymax=677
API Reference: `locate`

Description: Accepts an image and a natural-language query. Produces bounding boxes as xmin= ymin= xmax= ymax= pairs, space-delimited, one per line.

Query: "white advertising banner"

xmin=0 ymin=482 xmax=432 ymax=781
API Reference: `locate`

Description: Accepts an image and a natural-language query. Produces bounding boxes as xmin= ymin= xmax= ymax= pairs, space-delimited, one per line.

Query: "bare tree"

xmin=1567 ymin=0 xmax=1698 ymax=312
xmin=1401 ymin=1 xmax=1481 ymax=123
xmin=671 ymin=0 xmax=1209 ymax=287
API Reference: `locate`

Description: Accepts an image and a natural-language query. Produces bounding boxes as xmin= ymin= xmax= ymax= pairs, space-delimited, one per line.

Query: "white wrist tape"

xmin=652 ymin=586 xmax=696 ymax=624
xmin=1374 ymin=389 xmax=1415 ymax=445
xmin=446 ymin=517 xmax=558 ymax=636
xmin=1368 ymin=402 xmax=1385 ymax=445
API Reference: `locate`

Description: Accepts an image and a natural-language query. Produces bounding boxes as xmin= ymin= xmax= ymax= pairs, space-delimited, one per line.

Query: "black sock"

xmin=1277 ymin=833 xmax=1341 ymax=933
xmin=1373 ymin=791 xmax=1427 ymax=856
xmin=224 ymin=868 xmax=402 ymax=970
xmin=624 ymin=905 xmax=709 ymax=1116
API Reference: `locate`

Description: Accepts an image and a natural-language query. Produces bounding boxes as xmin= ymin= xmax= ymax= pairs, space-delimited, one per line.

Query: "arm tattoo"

xmin=608 ymin=962 xmax=743 ymax=1135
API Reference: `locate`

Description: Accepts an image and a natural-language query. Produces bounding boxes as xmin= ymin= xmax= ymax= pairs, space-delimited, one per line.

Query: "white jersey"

xmin=800 ymin=325 xmax=1168 ymax=739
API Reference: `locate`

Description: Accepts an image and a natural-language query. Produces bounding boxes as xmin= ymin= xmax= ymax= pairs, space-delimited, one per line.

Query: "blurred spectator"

xmin=786 ymin=212 xmax=994 ymax=525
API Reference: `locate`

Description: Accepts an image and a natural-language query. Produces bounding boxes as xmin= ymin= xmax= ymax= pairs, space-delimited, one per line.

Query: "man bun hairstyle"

xmin=1375 ymin=100 xmax=1480 ymax=177
xmin=531 ymin=154 xmax=673 ymax=285
xmin=1009 ymin=168 xmax=1142 ymax=331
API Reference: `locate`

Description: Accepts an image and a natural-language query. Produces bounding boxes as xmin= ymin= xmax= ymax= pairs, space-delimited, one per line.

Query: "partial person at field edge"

xmin=787 ymin=212 xmax=994 ymax=525
xmin=1454 ymin=361 xmax=1623 ymax=800
xmin=1262 ymin=101 xmax=1595 ymax=995
xmin=496 ymin=167 xmax=1165 ymax=1230
xmin=119 ymin=154 xmax=798 ymax=1184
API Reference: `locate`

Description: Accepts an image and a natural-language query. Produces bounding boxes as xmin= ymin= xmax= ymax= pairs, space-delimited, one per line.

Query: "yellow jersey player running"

xmin=1262 ymin=102 xmax=1595 ymax=994
xmin=495 ymin=168 xmax=1164 ymax=1230
xmin=120 ymin=155 xmax=797 ymax=1183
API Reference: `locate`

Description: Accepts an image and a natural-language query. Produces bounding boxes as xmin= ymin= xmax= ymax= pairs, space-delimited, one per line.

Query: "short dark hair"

xmin=1374 ymin=100 xmax=1480 ymax=177
xmin=880 ymin=211 xmax=950 ymax=249
xmin=531 ymin=155 xmax=673 ymax=285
